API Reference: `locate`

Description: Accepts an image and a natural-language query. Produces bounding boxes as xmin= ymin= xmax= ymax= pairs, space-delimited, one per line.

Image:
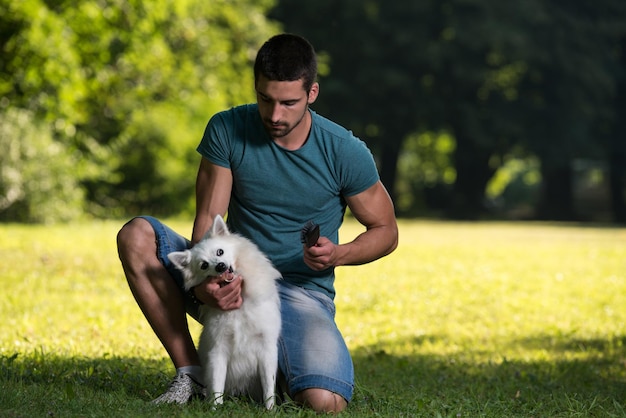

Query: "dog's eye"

xmin=216 ymin=249 xmax=224 ymax=256
xmin=200 ymin=261 xmax=209 ymax=270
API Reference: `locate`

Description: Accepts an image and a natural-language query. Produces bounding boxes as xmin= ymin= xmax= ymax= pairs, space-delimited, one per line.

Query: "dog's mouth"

xmin=223 ymin=266 xmax=234 ymax=280
xmin=217 ymin=265 xmax=235 ymax=287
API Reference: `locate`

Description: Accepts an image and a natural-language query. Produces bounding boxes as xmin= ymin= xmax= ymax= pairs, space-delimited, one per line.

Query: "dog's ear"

xmin=168 ymin=250 xmax=192 ymax=271
xmin=211 ymin=214 xmax=230 ymax=237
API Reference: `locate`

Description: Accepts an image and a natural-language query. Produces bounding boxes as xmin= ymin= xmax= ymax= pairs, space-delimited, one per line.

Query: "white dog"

xmin=168 ymin=215 xmax=281 ymax=409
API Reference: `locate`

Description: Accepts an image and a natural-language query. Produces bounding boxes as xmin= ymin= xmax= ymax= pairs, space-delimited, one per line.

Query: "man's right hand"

xmin=193 ymin=272 xmax=243 ymax=310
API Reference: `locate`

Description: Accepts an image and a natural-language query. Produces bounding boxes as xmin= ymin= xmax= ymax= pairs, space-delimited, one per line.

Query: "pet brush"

xmin=300 ymin=220 xmax=320 ymax=248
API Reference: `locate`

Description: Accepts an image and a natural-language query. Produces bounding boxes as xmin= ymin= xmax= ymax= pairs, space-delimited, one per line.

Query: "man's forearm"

xmin=335 ymin=224 xmax=398 ymax=267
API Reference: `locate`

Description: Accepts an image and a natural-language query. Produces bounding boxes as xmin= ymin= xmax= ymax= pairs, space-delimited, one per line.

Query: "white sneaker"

xmin=152 ymin=373 xmax=206 ymax=404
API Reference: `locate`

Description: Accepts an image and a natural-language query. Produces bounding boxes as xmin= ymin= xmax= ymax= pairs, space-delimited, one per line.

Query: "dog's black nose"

xmin=215 ymin=262 xmax=228 ymax=273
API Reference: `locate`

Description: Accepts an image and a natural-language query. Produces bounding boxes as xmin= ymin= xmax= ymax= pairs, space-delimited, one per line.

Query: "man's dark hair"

xmin=254 ymin=33 xmax=317 ymax=92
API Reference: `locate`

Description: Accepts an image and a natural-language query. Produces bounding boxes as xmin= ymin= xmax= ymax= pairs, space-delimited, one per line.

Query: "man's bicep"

xmin=346 ymin=181 xmax=396 ymax=228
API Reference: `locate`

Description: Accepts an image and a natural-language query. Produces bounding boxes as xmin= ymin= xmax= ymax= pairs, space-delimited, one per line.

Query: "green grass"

xmin=1 ymin=219 xmax=625 ymax=417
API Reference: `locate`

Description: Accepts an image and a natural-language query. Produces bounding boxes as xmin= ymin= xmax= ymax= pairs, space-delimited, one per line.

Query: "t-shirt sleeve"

xmin=196 ymin=111 xmax=232 ymax=169
xmin=340 ymin=136 xmax=380 ymax=197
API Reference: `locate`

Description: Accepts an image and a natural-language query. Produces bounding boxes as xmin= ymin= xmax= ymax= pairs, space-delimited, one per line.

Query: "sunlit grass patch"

xmin=1 ymin=219 xmax=625 ymax=416
xmin=336 ymin=220 xmax=626 ymax=416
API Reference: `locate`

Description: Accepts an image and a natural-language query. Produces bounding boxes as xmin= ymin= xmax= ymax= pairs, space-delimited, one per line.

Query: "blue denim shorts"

xmin=139 ymin=216 xmax=354 ymax=402
xmin=137 ymin=216 xmax=200 ymax=317
xmin=276 ymin=280 xmax=354 ymax=402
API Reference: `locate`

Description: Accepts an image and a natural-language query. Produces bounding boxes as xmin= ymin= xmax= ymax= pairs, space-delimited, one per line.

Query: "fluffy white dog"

xmin=168 ymin=215 xmax=281 ymax=409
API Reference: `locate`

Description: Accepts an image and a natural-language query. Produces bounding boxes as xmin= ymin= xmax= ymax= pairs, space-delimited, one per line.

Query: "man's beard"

xmin=263 ymin=108 xmax=307 ymax=139
xmin=264 ymin=121 xmax=291 ymax=138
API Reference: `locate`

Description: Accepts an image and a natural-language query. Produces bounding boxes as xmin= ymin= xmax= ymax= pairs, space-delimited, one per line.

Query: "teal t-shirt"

xmin=197 ymin=104 xmax=379 ymax=299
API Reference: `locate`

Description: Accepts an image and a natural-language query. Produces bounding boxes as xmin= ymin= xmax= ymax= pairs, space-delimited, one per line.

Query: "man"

xmin=117 ymin=33 xmax=398 ymax=413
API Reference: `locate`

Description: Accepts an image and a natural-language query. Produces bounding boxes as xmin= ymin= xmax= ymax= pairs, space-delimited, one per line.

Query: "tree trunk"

xmin=609 ymin=39 xmax=626 ymax=224
xmin=608 ymin=152 xmax=626 ymax=223
xmin=378 ymin=139 xmax=401 ymax=207
xmin=536 ymin=163 xmax=577 ymax=220
xmin=448 ymin=135 xmax=495 ymax=219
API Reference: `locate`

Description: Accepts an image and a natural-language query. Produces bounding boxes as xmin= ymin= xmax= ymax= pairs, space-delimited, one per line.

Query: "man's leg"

xmin=277 ymin=281 xmax=353 ymax=413
xmin=117 ymin=217 xmax=204 ymax=403
xmin=117 ymin=217 xmax=198 ymax=368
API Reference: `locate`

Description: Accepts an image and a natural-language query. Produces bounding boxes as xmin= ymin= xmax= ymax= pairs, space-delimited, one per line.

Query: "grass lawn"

xmin=1 ymin=219 xmax=625 ymax=417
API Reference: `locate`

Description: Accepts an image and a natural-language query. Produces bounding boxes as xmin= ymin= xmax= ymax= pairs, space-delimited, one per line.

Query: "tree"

xmin=607 ymin=38 xmax=626 ymax=223
xmin=426 ymin=0 xmax=535 ymax=218
xmin=271 ymin=0 xmax=626 ymax=221
xmin=0 ymin=108 xmax=86 ymax=223
xmin=271 ymin=0 xmax=536 ymax=217
xmin=0 ymin=0 xmax=278 ymax=220
xmin=516 ymin=0 xmax=625 ymax=221
xmin=63 ymin=0 xmax=279 ymax=217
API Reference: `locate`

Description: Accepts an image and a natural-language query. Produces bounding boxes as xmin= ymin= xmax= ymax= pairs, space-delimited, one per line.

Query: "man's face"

xmin=255 ymin=75 xmax=318 ymax=139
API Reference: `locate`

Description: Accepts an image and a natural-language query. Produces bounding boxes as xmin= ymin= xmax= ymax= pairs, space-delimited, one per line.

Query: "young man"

xmin=117 ymin=33 xmax=398 ymax=413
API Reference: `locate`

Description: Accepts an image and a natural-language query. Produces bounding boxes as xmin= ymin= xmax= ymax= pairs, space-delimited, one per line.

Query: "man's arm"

xmin=191 ymin=157 xmax=233 ymax=244
xmin=190 ymin=157 xmax=242 ymax=310
xmin=303 ymin=181 xmax=398 ymax=270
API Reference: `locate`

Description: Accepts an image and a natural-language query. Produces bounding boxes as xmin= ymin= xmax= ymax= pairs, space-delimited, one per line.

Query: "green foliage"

xmin=0 ymin=0 xmax=88 ymax=123
xmin=0 ymin=220 xmax=625 ymax=416
xmin=92 ymin=102 xmax=200 ymax=218
xmin=396 ymin=131 xmax=456 ymax=215
xmin=0 ymin=0 xmax=279 ymax=221
xmin=0 ymin=108 xmax=91 ymax=223
xmin=486 ymin=157 xmax=541 ymax=217
xmin=2 ymin=0 xmax=625 ymax=222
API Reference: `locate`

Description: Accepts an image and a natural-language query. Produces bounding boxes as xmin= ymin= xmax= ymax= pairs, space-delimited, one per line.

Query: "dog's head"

xmin=167 ymin=215 xmax=237 ymax=289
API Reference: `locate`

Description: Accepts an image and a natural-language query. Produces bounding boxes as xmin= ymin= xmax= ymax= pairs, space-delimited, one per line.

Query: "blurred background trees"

xmin=1 ymin=0 xmax=277 ymax=221
xmin=271 ymin=0 xmax=626 ymax=222
xmin=1 ymin=0 xmax=625 ymax=223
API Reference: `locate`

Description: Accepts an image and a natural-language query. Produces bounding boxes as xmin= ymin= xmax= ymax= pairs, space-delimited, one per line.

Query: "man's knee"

xmin=117 ymin=217 xmax=154 ymax=255
xmin=294 ymin=388 xmax=348 ymax=413
xmin=116 ymin=218 xmax=158 ymax=285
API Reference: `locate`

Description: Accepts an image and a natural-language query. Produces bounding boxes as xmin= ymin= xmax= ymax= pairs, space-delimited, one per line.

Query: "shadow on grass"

xmin=0 ymin=352 xmax=290 ymax=417
xmin=350 ymin=334 xmax=626 ymax=415
xmin=2 ymin=335 xmax=625 ymax=416
xmin=0 ymin=352 xmax=170 ymax=400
